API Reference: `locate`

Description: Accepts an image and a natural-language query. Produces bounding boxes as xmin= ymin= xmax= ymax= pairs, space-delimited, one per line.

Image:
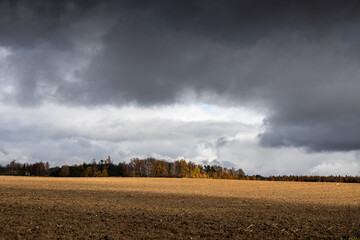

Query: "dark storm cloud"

xmin=1 ymin=0 xmax=360 ymax=151
xmin=0 ymin=0 xmax=100 ymax=48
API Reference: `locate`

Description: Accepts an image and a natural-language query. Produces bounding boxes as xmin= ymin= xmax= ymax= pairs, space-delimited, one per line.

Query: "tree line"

xmin=0 ymin=157 xmax=246 ymax=179
xmin=0 ymin=157 xmax=359 ymax=183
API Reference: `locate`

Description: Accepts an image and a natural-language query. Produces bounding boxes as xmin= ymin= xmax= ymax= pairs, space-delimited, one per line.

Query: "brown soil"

xmin=0 ymin=176 xmax=359 ymax=239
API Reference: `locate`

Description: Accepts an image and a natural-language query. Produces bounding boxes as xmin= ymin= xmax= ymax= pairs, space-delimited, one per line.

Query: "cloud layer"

xmin=0 ymin=102 xmax=261 ymax=168
xmin=1 ymin=1 xmax=360 ymax=174
xmin=1 ymin=102 xmax=359 ymax=176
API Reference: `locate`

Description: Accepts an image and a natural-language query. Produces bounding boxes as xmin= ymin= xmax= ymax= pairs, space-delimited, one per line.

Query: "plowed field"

xmin=0 ymin=176 xmax=359 ymax=239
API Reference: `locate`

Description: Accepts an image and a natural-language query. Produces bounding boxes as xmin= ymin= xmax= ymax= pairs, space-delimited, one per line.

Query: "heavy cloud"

xmin=1 ymin=0 xmax=360 ymax=152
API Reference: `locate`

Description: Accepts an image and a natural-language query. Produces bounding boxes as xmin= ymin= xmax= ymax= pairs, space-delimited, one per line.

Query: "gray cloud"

xmin=0 ymin=102 xmax=257 ymax=167
xmin=215 ymin=138 xmax=360 ymax=176
xmin=1 ymin=0 xmax=360 ymax=152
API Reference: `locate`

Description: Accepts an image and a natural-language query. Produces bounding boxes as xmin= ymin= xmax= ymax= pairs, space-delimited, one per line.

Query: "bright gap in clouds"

xmin=0 ymin=102 xmax=359 ymax=177
xmin=0 ymin=102 xmax=262 ymax=164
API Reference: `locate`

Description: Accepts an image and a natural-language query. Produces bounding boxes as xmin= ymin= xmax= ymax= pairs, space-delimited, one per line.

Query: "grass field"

xmin=0 ymin=176 xmax=359 ymax=239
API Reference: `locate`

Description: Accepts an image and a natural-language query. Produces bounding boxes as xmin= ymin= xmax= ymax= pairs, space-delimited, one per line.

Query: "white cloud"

xmin=216 ymin=140 xmax=360 ymax=176
xmin=0 ymin=102 xmax=262 ymax=167
xmin=0 ymin=46 xmax=11 ymax=59
xmin=0 ymin=101 xmax=359 ymax=177
xmin=310 ymin=160 xmax=360 ymax=176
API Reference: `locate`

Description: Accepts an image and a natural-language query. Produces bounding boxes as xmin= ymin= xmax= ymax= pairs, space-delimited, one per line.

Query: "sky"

xmin=0 ymin=0 xmax=360 ymax=176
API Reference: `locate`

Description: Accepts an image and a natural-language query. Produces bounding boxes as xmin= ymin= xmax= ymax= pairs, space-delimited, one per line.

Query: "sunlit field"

xmin=0 ymin=176 xmax=359 ymax=239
